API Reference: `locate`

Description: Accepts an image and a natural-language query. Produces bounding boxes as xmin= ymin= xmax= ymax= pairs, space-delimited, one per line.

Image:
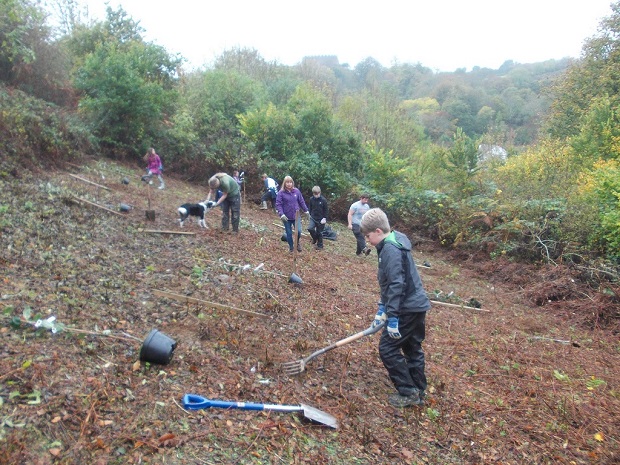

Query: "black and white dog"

xmin=178 ymin=201 xmax=215 ymax=228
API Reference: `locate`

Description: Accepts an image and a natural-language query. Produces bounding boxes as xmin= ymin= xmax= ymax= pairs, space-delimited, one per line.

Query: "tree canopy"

xmin=5 ymin=0 xmax=620 ymax=261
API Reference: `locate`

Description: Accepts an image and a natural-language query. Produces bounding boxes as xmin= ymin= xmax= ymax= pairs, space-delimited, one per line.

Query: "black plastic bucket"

xmin=140 ymin=329 xmax=177 ymax=365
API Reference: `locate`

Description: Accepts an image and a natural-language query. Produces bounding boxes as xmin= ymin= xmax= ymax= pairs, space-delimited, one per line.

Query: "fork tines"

xmin=282 ymin=360 xmax=304 ymax=375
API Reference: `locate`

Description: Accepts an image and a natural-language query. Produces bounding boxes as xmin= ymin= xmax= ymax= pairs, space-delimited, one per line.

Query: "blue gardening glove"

xmin=372 ymin=304 xmax=387 ymax=328
xmin=280 ymin=214 xmax=288 ymax=222
xmin=387 ymin=317 xmax=402 ymax=339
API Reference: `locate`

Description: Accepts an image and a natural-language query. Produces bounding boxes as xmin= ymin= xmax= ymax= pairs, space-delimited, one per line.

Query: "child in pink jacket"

xmin=143 ymin=148 xmax=165 ymax=189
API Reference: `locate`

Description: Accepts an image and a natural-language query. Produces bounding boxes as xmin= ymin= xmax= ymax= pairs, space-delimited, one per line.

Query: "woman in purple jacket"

xmin=275 ymin=176 xmax=310 ymax=252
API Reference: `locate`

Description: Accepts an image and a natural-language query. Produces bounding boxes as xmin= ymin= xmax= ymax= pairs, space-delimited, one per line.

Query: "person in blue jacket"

xmin=360 ymin=207 xmax=432 ymax=408
xmin=275 ymin=175 xmax=309 ymax=252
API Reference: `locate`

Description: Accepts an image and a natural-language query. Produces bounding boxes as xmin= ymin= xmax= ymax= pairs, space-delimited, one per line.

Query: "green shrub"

xmin=0 ymin=84 xmax=95 ymax=167
xmin=577 ymin=159 xmax=620 ymax=258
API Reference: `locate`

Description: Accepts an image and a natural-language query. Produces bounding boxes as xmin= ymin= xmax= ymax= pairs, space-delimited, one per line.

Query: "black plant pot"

xmin=140 ymin=329 xmax=177 ymax=365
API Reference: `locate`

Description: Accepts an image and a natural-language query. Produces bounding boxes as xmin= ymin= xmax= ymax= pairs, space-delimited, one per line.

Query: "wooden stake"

xmin=145 ymin=181 xmax=156 ymax=221
xmin=194 ymin=258 xmax=289 ymax=277
xmin=529 ymin=336 xmax=580 ymax=347
xmin=139 ymin=229 xmax=196 ymax=235
xmin=293 ymin=209 xmax=300 ymax=275
xmin=272 ymin=222 xmax=309 ymax=236
xmin=146 ymin=181 xmax=151 ymax=210
xmin=430 ymin=300 xmax=490 ymax=312
xmin=68 ymin=173 xmax=111 ymax=190
xmin=153 ymin=290 xmax=271 ymax=318
xmin=72 ymin=196 xmax=125 ymax=216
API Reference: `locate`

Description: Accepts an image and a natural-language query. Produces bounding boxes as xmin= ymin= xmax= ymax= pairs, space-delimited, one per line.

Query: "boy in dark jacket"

xmin=360 ymin=208 xmax=431 ymax=407
xmin=307 ymin=186 xmax=329 ymax=250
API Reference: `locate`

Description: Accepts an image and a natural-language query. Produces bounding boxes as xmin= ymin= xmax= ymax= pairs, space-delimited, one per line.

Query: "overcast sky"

xmin=77 ymin=0 xmax=614 ymax=71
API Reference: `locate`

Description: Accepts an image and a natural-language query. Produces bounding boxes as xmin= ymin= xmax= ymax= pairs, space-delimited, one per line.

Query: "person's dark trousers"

xmin=307 ymin=219 xmax=317 ymax=244
xmin=262 ymin=190 xmax=277 ymax=210
xmin=352 ymin=223 xmax=366 ymax=254
xmin=222 ymin=194 xmax=241 ymax=232
xmin=307 ymin=217 xmax=325 ymax=248
xmin=379 ymin=311 xmax=427 ymax=396
xmin=283 ymin=217 xmax=302 ymax=250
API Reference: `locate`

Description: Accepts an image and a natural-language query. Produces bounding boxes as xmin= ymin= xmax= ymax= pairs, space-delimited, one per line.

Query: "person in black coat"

xmin=307 ymin=186 xmax=329 ymax=250
xmin=360 ymin=208 xmax=432 ymax=408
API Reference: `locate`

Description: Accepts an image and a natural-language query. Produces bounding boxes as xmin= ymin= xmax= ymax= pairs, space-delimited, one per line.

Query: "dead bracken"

xmin=0 ymin=159 xmax=618 ymax=464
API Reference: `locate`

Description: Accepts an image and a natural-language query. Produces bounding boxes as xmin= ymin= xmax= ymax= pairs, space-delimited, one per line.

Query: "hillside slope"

xmin=1 ymin=160 xmax=618 ymax=464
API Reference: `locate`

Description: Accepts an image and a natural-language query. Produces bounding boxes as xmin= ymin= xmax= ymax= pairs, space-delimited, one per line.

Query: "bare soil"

xmin=1 ymin=160 xmax=618 ymax=464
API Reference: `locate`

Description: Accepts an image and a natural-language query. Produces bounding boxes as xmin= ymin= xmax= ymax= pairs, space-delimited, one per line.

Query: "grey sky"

xmin=78 ymin=0 xmax=614 ymax=71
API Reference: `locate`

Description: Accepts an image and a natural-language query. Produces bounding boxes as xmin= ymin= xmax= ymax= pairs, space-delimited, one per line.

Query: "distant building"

xmin=302 ymin=55 xmax=340 ymax=68
xmin=478 ymin=144 xmax=508 ymax=163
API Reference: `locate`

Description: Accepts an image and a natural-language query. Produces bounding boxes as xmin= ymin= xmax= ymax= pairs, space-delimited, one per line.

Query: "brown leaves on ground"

xmin=0 ymin=160 xmax=619 ymax=464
